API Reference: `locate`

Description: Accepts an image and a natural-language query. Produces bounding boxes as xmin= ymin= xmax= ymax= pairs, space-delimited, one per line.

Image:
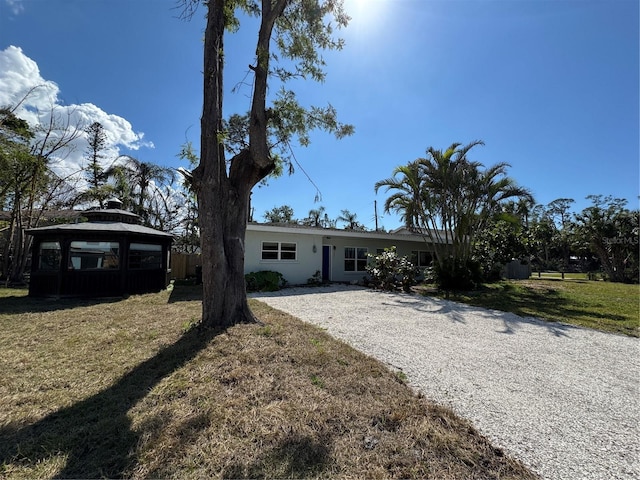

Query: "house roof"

xmin=246 ymin=222 xmax=448 ymax=244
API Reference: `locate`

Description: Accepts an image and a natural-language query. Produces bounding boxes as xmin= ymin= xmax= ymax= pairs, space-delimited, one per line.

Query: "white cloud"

xmin=4 ymin=0 xmax=25 ymax=15
xmin=0 ymin=45 xmax=153 ymax=180
xmin=0 ymin=45 xmax=60 ymax=118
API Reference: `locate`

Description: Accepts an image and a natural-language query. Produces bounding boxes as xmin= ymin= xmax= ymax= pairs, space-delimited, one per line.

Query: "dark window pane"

xmin=69 ymin=241 xmax=119 ymax=270
xmin=130 ymin=243 xmax=162 ymax=269
xmin=39 ymin=242 xmax=61 ymax=270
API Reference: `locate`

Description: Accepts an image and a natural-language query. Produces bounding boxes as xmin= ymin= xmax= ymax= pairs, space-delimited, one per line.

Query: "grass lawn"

xmin=0 ymin=285 xmax=535 ymax=479
xmin=420 ymin=278 xmax=639 ymax=337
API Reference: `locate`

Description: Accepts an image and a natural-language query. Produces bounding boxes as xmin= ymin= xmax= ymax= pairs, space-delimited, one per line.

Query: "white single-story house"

xmin=244 ymin=223 xmax=441 ymax=285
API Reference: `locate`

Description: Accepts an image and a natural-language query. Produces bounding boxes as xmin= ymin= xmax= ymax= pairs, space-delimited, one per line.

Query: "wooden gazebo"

xmin=26 ymin=199 xmax=173 ymax=297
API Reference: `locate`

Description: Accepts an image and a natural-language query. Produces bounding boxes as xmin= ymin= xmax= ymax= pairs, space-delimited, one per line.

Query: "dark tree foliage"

xmin=263 ymin=204 xmax=296 ymax=223
xmin=574 ymin=196 xmax=639 ymax=283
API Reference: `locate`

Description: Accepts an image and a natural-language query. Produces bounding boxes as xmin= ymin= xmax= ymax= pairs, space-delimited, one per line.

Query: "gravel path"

xmin=251 ymin=285 xmax=640 ymax=480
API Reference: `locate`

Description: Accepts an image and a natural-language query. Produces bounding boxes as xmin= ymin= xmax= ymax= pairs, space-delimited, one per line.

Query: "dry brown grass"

xmin=0 ymin=285 xmax=537 ymax=479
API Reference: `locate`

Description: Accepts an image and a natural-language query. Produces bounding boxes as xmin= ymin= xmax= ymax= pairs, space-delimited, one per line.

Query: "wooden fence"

xmin=170 ymin=253 xmax=201 ymax=280
xmin=502 ymin=259 xmax=531 ymax=280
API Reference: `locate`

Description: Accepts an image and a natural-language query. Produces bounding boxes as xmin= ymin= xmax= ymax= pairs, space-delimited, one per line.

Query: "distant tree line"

xmin=261 ymin=205 xmax=367 ymax=231
xmin=529 ymin=196 xmax=638 ymax=283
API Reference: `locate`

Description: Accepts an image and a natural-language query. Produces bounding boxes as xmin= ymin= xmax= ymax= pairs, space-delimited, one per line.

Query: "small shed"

xmin=502 ymin=259 xmax=532 ymax=280
xmin=26 ymin=199 xmax=173 ymax=297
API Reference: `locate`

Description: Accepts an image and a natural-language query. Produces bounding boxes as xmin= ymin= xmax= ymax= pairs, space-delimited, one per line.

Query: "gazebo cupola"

xmin=83 ymin=198 xmax=140 ymax=224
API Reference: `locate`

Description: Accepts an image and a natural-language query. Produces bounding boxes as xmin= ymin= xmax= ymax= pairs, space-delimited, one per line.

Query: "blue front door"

xmin=322 ymin=245 xmax=331 ymax=282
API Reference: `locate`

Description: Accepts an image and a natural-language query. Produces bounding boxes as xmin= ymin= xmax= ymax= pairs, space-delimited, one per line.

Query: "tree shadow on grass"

xmin=168 ymin=283 xmax=203 ymax=303
xmin=439 ymin=282 xmax=633 ymax=336
xmin=0 ymin=293 xmax=124 ymax=315
xmin=0 ymin=283 xmax=204 ymax=315
xmin=471 ymin=283 xmax=627 ymax=320
xmin=222 ymin=432 xmax=333 ymax=479
xmin=0 ymin=325 xmax=221 ymax=478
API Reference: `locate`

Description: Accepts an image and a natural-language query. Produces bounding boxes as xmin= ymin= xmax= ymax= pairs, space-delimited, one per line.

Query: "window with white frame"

xmin=344 ymin=247 xmax=368 ymax=272
xmin=411 ymin=250 xmax=433 ymax=267
xmin=261 ymin=241 xmax=297 ymax=261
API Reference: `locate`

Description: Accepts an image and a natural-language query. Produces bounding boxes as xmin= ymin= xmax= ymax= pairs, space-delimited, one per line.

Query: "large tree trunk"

xmin=194 ymin=1 xmax=252 ymax=328
xmin=198 ymin=179 xmax=255 ymax=328
xmin=195 ymin=1 xmax=282 ymax=328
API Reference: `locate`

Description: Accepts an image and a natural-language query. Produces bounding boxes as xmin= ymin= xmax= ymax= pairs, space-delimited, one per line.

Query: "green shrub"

xmin=433 ymin=257 xmax=482 ymax=291
xmin=307 ymin=270 xmax=323 ymax=285
xmin=245 ymin=271 xmax=287 ymax=292
xmin=366 ymin=246 xmax=418 ymax=293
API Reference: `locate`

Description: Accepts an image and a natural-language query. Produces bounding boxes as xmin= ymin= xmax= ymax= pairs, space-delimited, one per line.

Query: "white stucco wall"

xmin=245 ymin=224 xmax=437 ymax=285
xmin=324 ymin=236 xmax=433 ymax=283
xmin=244 ymin=228 xmax=323 ymax=285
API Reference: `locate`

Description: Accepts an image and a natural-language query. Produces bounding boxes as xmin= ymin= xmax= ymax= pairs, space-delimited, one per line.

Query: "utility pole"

xmin=374 ymin=200 xmax=379 ymax=231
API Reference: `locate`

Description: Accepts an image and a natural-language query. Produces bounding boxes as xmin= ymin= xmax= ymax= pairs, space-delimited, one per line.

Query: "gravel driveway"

xmin=251 ymin=285 xmax=640 ymax=480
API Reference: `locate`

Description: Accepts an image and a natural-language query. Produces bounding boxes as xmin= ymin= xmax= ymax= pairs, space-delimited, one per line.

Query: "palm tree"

xmin=374 ymin=161 xmax=424 ymax=229
xmin=105 ymin=163 xmax=134 ymax=211
xmin=337 ymin=209 xmax=363 ymax=230
xmin=375 ymin=140 xmax=532 ymax=288
xmin=305 ymin=206 xmax=326 ymax=227
xmin=106 ymin=156 xmax=175 ymax=223
xmin=516 ymin=197 xmax=534 ymax=229
xmin=408 ymin=141 xmax=485 ymax=265
xmin=500 ymin=198 xmax=534 ymax=229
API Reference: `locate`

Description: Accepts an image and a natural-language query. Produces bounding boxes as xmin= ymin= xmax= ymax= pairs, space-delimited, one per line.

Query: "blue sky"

xmin=1 ymin=0 xmax=638 ymax=231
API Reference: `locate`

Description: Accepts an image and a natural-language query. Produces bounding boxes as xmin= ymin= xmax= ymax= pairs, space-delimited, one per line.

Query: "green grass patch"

xmin=0 ymin=285 xmax=535 ymax=479
xmin=421 ymin=279 xmax=639 ymax=337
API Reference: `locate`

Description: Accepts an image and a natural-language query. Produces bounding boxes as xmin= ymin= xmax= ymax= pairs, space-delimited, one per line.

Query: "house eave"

xmin=246 ymin=223 xmax=447 ymax=244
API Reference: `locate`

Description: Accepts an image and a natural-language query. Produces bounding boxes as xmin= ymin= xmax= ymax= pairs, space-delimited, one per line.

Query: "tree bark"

xmin=195 ymin=1 xmax=283 ymax=328
xmin=195 ymin=1 xmax=245 ymax=328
